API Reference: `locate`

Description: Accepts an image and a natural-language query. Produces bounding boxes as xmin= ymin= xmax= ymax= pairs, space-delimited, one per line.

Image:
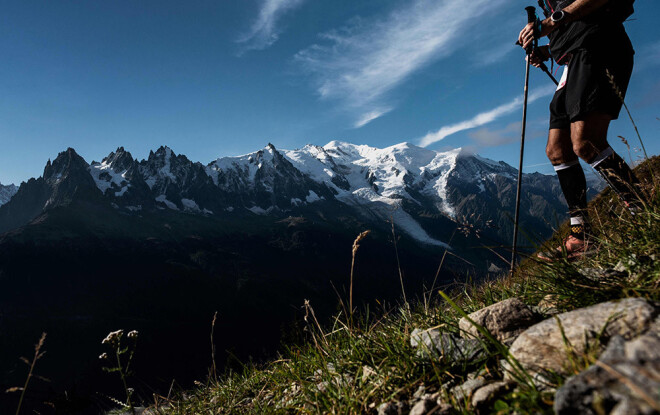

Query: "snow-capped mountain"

xmin=0 ymin=142 xmax=572 ymax=246
xmin=0 ymin=182 xmax=18 ymax=206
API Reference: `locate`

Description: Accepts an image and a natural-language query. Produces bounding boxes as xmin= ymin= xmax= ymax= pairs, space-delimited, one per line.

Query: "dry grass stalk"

xmin=350 ymin=230 xmax=370 ymax=325
xmin=425 ymin=228 xmax=457 ymax=313
xmin=606 ymin=69 xmax=653 ymax=180
xmin=390 ymin=220 xmax=409 ymax=314
xmin=6 ymin=332 xmax=47 ymax=415
xmin=210 ymin=311 xmax=218 ymax=382
xmin=303 ymin=299 xmax=329 ymax=354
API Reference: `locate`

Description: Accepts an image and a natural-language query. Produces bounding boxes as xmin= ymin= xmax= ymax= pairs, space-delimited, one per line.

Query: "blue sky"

xmin=1 ymin=0 xmax=659 ymax=185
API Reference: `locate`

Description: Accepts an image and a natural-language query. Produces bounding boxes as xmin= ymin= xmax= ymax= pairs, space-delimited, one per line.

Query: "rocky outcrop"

xmin=458 ymin=298 xmax=541 ymax=345
xmin=505 ymin=298 xmax=658 ymax=387
xmin=407 ymin=297 xmax=659 ymax=413
xmin=554 ymin=317 xmax=660 ymax=415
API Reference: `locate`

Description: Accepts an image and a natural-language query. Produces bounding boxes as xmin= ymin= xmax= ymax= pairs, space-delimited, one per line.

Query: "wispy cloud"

xmin=354 ymin=108 xmax=392 ymax=128
xmin=474 ymin=41 xmax=516 ymax=67
xmin=418 ymin=85 xmax=556 ymax=147
xmin=295 ymin=0 xmax=508 ymax=128
xmin=633 ymin=39 xmax=660 ymax=73
xmin=237 ymin=0 xmax=305 ymax=52
xmin=468 ymin=122 xmax=522 ymax=147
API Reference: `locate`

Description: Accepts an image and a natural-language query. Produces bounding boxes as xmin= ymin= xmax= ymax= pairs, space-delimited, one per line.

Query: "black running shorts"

xmin=549 ymin=41 xmax=634 ymax=130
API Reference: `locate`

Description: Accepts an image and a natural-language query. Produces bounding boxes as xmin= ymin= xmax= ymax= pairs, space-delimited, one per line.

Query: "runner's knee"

xmin=546 ymin=129 xmax=573 ymax=164
xmin=572 ymin=140 xmax=599 ymax=162
xmin=546 ymin=144 xmax=563 ymax=165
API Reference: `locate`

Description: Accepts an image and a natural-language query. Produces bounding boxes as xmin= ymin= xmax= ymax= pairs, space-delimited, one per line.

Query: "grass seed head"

xmin=352 ymin=230 xmax=371 ymax=256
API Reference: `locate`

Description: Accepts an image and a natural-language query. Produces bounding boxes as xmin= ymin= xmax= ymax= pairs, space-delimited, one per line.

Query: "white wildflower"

xmin=127 ymin=330 xmax=138 ymax=339
xmin=102 ymin=329 xmax=124 ymax=345
xmin=99 ymin=353 xmax=108 ymax=360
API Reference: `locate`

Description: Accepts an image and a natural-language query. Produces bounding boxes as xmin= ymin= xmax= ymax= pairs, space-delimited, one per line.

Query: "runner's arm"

xmin=519 ymin=0 xmax=609 ymax=50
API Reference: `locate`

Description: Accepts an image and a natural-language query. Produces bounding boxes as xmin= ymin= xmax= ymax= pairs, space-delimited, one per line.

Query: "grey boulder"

xmin=554 ymin=322 xmax=660 ymax=415
xmin=410 ymin=329 xmax=484 ymax=364
xmin=451 ymin=377 xmax=488 ymax=403
xmin=505 ymin=298 xmax=658 ymax=387
xmin=459 ymin=298 xmax=541 ymax=345
xmin=471 ymin=381 xmax=513 ymax=413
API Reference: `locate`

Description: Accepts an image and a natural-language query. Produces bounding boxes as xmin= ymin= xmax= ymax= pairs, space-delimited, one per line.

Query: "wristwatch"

xmin=551 ymin=10 xmax=567 ymax=24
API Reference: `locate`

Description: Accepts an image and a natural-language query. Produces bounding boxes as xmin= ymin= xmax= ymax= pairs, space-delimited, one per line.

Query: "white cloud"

xmin=295 ymin=0 xmax=508 ymax=128
xmin=237 ymin=0 xmax=305 ymax=52
xmin=353 ymin=108 xmax=392 ymax=128
xmin=418 ymin=85 xmax=556 ymax=147
xmin=474 ymin=41 xmax=516 ymax=67
xmin=468 ymin=122 xmax=522 ymax=147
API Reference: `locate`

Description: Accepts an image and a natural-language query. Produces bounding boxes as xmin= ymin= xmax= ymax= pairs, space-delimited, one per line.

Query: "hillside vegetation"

xmin=149 ymin=157 xmax=660 ymax=414
xmin=12 ymin=158 xmax=655 ymax=415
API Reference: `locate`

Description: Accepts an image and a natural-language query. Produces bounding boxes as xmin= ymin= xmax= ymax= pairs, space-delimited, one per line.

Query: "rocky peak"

xmin=451 ymin=152 xmax=517 ymax=183
xmin=0 ymin=182 xmax=18 ymax=207
xmin=101 ymin=147 xmax=136 ymax=172
xmin=140 ymin=146 xmax=195 ymax=189
xmin=43 ymin=148 xmax=91 ymax=184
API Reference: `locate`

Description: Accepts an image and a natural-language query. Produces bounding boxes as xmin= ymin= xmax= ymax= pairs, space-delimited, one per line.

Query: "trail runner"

xmin=518 ymin=0 xmax=641 ymax=258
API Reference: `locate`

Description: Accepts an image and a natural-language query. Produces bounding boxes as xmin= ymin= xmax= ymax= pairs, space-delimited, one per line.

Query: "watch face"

xmin=552 ymin=10 xmax=565 ymax=22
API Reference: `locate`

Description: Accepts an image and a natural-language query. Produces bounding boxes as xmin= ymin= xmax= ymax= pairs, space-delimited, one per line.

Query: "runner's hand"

xmin=518 ymin=19 xmax=558 ymax=50
xmin=527 ymin=46 xmax=551 ymax=68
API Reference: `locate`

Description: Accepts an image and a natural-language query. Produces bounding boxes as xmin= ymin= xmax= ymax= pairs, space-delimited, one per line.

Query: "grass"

xmin=5 ymin=333 xmax=48 ymax=415
xmin=142 ymin=157 xmax=659 ymax=414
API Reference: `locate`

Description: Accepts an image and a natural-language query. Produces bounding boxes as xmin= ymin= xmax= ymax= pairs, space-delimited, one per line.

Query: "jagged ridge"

xmin=0 ymin=142 xmax=579 ymax=246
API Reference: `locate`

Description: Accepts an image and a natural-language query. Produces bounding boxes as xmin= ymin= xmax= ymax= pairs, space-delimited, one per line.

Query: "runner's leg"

xmin=571 ymin=113 xmax=643 ymax=210
xmin=547 ymin=128 xmax=590 ymax=238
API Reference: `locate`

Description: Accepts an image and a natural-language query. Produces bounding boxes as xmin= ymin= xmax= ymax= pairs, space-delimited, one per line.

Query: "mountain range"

xmin=0 ymin=142 xmax=603 ymax=411
xmin=1 ymin=141 xmax=593 ymax=247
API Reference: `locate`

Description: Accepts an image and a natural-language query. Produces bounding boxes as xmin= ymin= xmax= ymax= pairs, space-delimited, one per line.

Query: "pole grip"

xmin=525 ymin=6 xmax=537 ymax=23
xmin=525 ymin=6 xmax=537 ymax=54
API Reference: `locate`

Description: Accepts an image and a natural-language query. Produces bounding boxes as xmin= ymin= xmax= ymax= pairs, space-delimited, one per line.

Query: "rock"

xmin=432 ymin=403 xmax=453 ymax=414
xmin=377 ymin=401 xmax=407 ymax=415
xmin=408 ymin=398 xmax=436 ymax=415
xmin=467 ymin=368 xmax=488 ymax=380
xmin=579 ymin=267 xmax=627 ymax=281
xmin=362 ymin=365 xmax=378 ymax=383
xmin=316 ymin=374 xmax=354 ymax=393
xmin=554 ymin=328 xmax=660 ymax=415
xmin=410 ymin=329 xmax=484 ymax=363
xmin=505 ymin=298 xmax=658 ymax=386
xmin=413 ymin=385 xmax=427 ymax=400
xmin=624 ymin=316 xmax=660 ymax=363
xmin=471 ymin=381 xmax=513 ymax=412
xmin=459 ymin=298 xmax=541 ymax=344
xmin=451 ymin=377 xmax=488 ymax=402
xmin=537 ymin=294 xmax=560 ymax=315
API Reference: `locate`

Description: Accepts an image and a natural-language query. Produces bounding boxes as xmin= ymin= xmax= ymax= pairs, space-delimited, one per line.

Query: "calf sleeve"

xmin=554 ymin=160 xmax=591 ymax=237
xmin=589 ymin=147 xmax=642 ymax=208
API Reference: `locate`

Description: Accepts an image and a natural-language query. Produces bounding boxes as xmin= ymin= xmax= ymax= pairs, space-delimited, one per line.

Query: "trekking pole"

xmin=510 ymin=6 xmax=537 ymax=276
xmin=538 ymin=61 xmax=559 ymax=86
xmin=514 ymin=46 xmax=559 ymax=85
